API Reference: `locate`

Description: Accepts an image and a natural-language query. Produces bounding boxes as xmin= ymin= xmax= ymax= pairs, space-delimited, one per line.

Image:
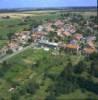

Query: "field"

xmin=0 ymin=10 xmax=58 ymax=18
xmin=0 ymin=48 xmax=86 ymax=100
xmin=0 ymin=47 xmax=98 ymax=100
xmin=0 ymin=11 xmax=97 ymax=18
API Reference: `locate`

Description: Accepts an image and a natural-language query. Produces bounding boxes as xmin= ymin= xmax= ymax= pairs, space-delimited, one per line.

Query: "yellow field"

xmin=0 ymin=13 xmax=48 ymax=18
xmin=0 ymin=10 xmax=97 ymax=19
xmin=73 ymin=11 xmax=97 ymax=16
xmin=0 ymin=10 xmax=57 ymax=18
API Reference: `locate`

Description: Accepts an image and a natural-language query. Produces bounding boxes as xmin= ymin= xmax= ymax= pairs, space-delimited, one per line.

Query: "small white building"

xmin=38 ymin=39 xmax=58 ymax=49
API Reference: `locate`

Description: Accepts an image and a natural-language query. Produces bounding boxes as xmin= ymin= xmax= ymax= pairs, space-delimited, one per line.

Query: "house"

xmin=69 ymin=25 xmax=76 ymax=34
xmin=64 ymin=24 xmax=76 ymax=34
xmin=7 ymin=41 xmax=19 ymax=52
xmin=83 ymin=47 xmax=97 ymax=55
xmin=87 ymin=41 xmax=96 ymax=49
xmin=38 ymin=39 xmax=58 ymax=49
xmin=94 ymin=25 xmax=98 ymax=28
xmin=73 ymin=33 xmax=83 ymax=41
xmin=87 ymin=36 xmax=96 ymax=42
xmin=70 ymin=39 xmax=78 ymax=45
xmin=54 ymin=20 xmax=64 ymax=27
xmin=57 ymin=29 xmax=64 ymax=37
xmin=69 ymin=28 xmax=76 ymax=34
xmin=43 ymin=23 xmax=54 ymax=32
xmin=46 ymin=26 xmax=54 ymax=32
xmin=63 ymin=31 xmax=71 ymax=37
xmin=65 ymin=44 xmax=80 ymax=54
xmin=0 ymin=46 xmax=8 ymax=57
xmin=37 ymin=25 xmax=44 ymax=32
xmin=31 ymin=31 xmax=47 ymax=42
xmin=15 ymin=31 xmax=31 ymax=45
xmin=31 ymin=34 xmax=42 ymax=42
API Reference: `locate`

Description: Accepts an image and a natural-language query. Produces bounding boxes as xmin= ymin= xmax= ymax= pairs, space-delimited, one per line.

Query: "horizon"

xmin=0 ymin=6 xmax=97 ymax=10
xmin=0 ymin=0 xmax=97 ymax=9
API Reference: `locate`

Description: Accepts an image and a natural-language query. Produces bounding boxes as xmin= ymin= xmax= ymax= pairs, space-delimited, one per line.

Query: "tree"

xmin=26 ymin=81 xmax=39 ymax=94
xmin=7 ymin=32 xmax=14 ymax=40
xmin=74 ymin=61 xmax=86 ymax=74
xmin=11 ymin=92 xmax=20 ymax=100
xmin=45 ymin=93 xmax=57 ymax=100
xmin=86 ymin=93 xmax=98 ymax=100
xmin=47 ymin=31 xmax=57 ymax=42
xmin=0 ymin=97 xmax=5 ymax=100
xmin=90 ymin=61 xmax=98 ymax=77
xmin=47 ymin=60 xmax=78 ymax=96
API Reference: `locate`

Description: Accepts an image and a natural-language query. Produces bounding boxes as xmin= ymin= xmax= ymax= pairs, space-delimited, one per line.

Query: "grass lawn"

xmin=0 ymin=18 xmax=30 ymax=38
xmin=0 ymin=40 xmax=8 ymax=48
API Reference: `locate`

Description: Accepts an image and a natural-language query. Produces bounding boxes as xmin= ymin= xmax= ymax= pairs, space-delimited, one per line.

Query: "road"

xmin=0 ymin=42 xmax=97 ymax=63
xmin=0 ymin=44 xmax=34 ymax=63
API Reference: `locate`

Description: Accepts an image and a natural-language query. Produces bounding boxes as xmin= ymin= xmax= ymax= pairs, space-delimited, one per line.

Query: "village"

xmin=0 ymin=17 xmax=97 ymax=60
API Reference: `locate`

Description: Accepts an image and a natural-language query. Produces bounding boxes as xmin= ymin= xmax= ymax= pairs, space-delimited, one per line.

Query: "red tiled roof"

xmin=63 ymin=31 xmax=71 ymax=36
xmin=66 ymin=44 xmax=79 ymax=49
xmin=83 ymin=48 xmax=96 ymax=54
xmin=73 ymin=33 xmax=83 ymax=40
xmin=87 ymin=41 xmax=95 ymax=49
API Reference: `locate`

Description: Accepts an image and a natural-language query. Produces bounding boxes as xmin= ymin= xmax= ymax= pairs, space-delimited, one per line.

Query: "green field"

xmin=0 ymin=48 xmax=98 ymax=100
xmin=0 ymin=48 xmax=84 ymax=100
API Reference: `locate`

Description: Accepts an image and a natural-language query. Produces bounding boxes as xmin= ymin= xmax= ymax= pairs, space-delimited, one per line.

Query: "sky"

xmin=0 ymin=0 xmax=97 ymax=9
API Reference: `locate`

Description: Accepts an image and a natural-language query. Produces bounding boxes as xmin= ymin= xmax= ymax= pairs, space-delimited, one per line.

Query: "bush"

xmin=26 ymin=81 xmax=39 ymax=95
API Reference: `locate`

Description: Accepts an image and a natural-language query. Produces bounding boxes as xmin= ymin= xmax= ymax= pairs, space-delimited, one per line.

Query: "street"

xmin=0 ymin=43 xmax=34 ymax=63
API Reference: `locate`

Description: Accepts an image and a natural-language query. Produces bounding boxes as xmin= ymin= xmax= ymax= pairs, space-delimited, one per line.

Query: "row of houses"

xmin=0 ymin=31 xmax=32 ymax=57
xmin=31 ymin=19 xmax=97 ymax=55
xmin=0 ymin=19 xmax=97 ymax=57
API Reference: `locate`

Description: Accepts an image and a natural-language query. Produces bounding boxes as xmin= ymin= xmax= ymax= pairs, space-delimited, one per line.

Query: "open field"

xmin=69 ymin=11 xmax=97 ymax=16
xmin=0 ymin=48 xmax=98 ymax=100
xmin=0 ymin=10 xmax=97 ymax=18
xmin=0 ymin=10 xmax=58 ymax=18
xmin=0 ymin=40 xmax=8 ymax=48
xmin=0 ymin=48 xmax=87 ymax=100
xmin=0 ymin=13 xmax=49 ymax=18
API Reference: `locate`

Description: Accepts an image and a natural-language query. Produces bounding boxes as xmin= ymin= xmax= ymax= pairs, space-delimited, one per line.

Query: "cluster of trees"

xmin=0 ymin=61 xmax=12 ymax=77
xmin=89 ymin=53 xmax=98 ymax=77
xmin=45 ymin=61 xmax=78 ymax=97
xmin=45 ymin=53 xmax=98 ymax=100
xmin=11 ymin=80 xmax=39 ymax=100
xmin=0 ymin=52 xmax=98 ymax=99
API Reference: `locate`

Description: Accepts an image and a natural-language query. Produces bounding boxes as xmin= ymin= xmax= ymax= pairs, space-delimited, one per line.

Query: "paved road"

xmin=0 ymin=44 xmax=34 ymax=63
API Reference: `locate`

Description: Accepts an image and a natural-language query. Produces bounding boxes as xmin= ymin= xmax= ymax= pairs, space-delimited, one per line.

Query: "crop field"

xmin=0 ymin=13 xmax=49 ymax=18
xmin=0 ymin=10 xmax=97 ymax=18
xmin=0 ymin=10 xmax=58 ymax=18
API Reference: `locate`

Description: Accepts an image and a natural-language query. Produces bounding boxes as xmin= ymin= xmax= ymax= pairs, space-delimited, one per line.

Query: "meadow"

xmin=0 ymin=48 xmax=87 ymax=100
